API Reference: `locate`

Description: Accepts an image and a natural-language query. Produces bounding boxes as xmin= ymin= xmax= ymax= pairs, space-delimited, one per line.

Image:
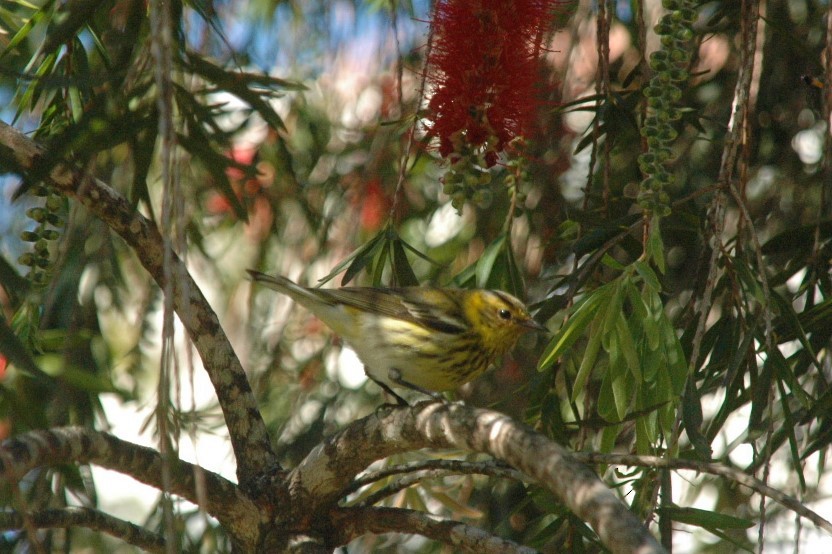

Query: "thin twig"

xmin=389 ymin=3 xmax=434 ymax=222
xmin=573 ymin=452 xmax=832 ymax=536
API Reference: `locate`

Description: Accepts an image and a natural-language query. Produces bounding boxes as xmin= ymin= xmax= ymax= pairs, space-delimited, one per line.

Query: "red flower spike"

xmin=425 ymin=0 xmax=559 ymax=165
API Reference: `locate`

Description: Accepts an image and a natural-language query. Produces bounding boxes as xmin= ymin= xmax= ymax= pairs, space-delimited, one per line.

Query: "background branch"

xmin=0 ymin=427 xmax=259 ymax=547
xmin=573 ymin=452 xmax=832 ymax=535
xmin=0 ymin=508 xmax=166 ymax=553
xmin=0 ymin=120 xmax=276 ymax=490
xmin=332 ymin=506 xmax=537 ymax=554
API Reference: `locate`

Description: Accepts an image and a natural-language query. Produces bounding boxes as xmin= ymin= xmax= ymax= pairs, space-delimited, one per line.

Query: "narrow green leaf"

xmin=771 ymin=290 xmax=822 ymax=374
xmin=633 ymin=259 xmax=661 ymax=291
xmin=615 ymin=314 xmax=642 ymax=382
xmin=640 ymin=286 xmax=662 ymax=351
xmin=391 ymin=238 xmax=419 ymax=287
xmin=572 ymin=316 xmax=603 ymax=402
xmin=538 ymin=287 xmax=611 ymax=371
xmin=0 ymin=314 xmax=45 ymax=378
xmin=657 ymin=506 xmax=754 ymax=530
xmin=768 ymin=344 xmax=812 ymax=409
xmin=399 ymin=237 xmax=441 ymax=266
xmin=0 ymin=1 xmax=48 ymax=61
xmin=476 ymin=234 xmax=506 ymax=289
xmin=601 ymin=278 xmax=624 ymax=336
xmin=647 ymin=217 xmax=666 ymax=273
xmin=599 ymin=422 xmax=622 ymax=453
xmin=611 ymin=371 xmax=631 ymax=420
xmin=316 ymin=231 xmax=385 ymax=285
xmin=748 ymin=359 xmax=774 ymax=440
xmin=371 ymin=239 xmax=390 ymax=286
xmin=776 ymin=379 xmax=807 ymax=492
xmin=682 ymin=380 xmax=712 ymax=459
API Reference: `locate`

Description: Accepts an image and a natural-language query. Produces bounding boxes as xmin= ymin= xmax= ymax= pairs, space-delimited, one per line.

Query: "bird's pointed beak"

xmin=522 ymin=317 xmax=548 ymax=333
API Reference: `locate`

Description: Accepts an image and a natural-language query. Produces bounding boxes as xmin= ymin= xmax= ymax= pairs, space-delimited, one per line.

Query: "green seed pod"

xmin=655 ymin=147 xmax=675 ymax=162
xmin=658 ymin=127 xmax=679 ymax=141
xmin=647 ymin=96 xmax=667 ymax=109
xmin=46 ymin=195 xmax=63 ymax=212
xmin=42 ymin=230 xmax=60 ymax=240
xmin=656 ymin=172 xmax=675 ymax=185
xmin=643 ymin=86 xmax=664 ymax=98
xmin=46 ymin=214 xmax=64 ymax=227
xmin=639 ymin=152 xmax=657 ymax=165
xmin=651 ymin=50 xmax=670 ymax=62
xmin=650 ymin=58 xmax=671 ymax=72
xmin=679 ymin=8 xmax=697 ymax=24
xmin=669 ymin=68 xmax=689 ymax=82
xmin=34 ymin=256 xmax=51 ymax=268
xmin=32 ymin=271 xmax=48 ymax=285
xmin=676 ymin=27 xmax=694 ymax=42
xmin=20 ymin=231 xmax=40 ymax=242
xmin=18 ymin=253 xmax=35 ymax=266
xmin=34 ymin=239 xmax=50 ymax=253
xmin=641 ymin=125 xmax=660 ymax=138
xmin=665 ymin=85 xmax=683 ymax=102
xmin=26 ymin=207 xmax=47 ymax=222
xmin=670 ymin=49 xmax=689 ymax=63
xmin=660 ymin=35 xmax=677 ymax=48
xmin=647 ymin=136 xmax=663 ymax=149
xmin=654 ymin=21 xmax=674 ymax=36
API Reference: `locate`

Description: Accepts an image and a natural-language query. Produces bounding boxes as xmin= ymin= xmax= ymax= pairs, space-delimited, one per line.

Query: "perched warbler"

xmin=248 ymin=270 xmax=545 ymax=404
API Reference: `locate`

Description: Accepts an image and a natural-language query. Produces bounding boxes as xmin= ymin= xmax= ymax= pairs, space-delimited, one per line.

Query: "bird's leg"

xmin=388 ymin=368 xmax=447 ymax=403
xmin=368 ymin=375 xmax=410 ymax=406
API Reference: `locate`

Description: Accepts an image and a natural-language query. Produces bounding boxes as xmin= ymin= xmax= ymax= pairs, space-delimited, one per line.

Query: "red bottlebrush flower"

xmin=425 ymin=0 xmax=557 ymax=165
xmin=359 ymin=179 xmax=388 ymax=232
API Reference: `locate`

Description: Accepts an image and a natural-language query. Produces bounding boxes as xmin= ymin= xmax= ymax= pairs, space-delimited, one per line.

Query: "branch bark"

xmin=0 ymin=427 xmax=260 ymax=548
xmin=290 ymin=401 xmax=665 ymax=554
xmin=0 ymin=120 xmax=277 ymax=491
xmin=0 ymin=508 xmax=166 ymax=553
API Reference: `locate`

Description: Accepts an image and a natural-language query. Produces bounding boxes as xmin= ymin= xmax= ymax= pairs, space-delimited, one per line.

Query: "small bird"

xmin=248 ymin=270 xmax=545 ymax=405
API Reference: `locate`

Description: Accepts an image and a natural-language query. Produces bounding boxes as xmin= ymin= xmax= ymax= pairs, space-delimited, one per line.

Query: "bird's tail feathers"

xmin=247 ymin=270 xmax=321 ymax=306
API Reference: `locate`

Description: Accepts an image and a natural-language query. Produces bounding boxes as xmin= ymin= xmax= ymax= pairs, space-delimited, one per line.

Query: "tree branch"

xmin=572 ymin=452 xmax=832 ymax=535
xmin=0 ymin=427 xmax=259 ymax=548
xmin=348 ymin=459 xmax=526 ymax=507
xmin=290 ymin=401 xmax=664 ymax=554
xmin=332 ymin=506 xmax=537 ymax=554
xmin=0 ymin=507 xmax=166 ymax=553
xmin=0 ymin=120 xmax=277 ymax=490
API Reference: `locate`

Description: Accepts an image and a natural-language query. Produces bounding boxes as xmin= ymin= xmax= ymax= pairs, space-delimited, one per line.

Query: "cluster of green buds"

xmin=638 ymin=0 xmax=697 ymax=217
xmin=441 ymin=130 xmax=497 ymax=212
xmin=503 ymin=137 xmax=530 ymax=218
xmin=18 ymin=184 xmax=65 ymax=285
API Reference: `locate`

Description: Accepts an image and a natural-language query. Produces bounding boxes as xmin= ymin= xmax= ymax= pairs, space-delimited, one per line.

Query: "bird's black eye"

xmin=498 ymin=309 xmax=512 ymax=320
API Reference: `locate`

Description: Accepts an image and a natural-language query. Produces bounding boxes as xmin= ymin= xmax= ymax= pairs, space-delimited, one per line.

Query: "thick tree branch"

xmin=0 ymin=507 xmax=166 ymax=553
xmin=290 ymin=401 xmax=664 ymax=554
xmin=0 ymin=427 xmax=260 ymax=548
xmin=332 ymin=506 xmax=537 ymax=554
xmin=0 ymin=120 xmax=277 ymax=490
